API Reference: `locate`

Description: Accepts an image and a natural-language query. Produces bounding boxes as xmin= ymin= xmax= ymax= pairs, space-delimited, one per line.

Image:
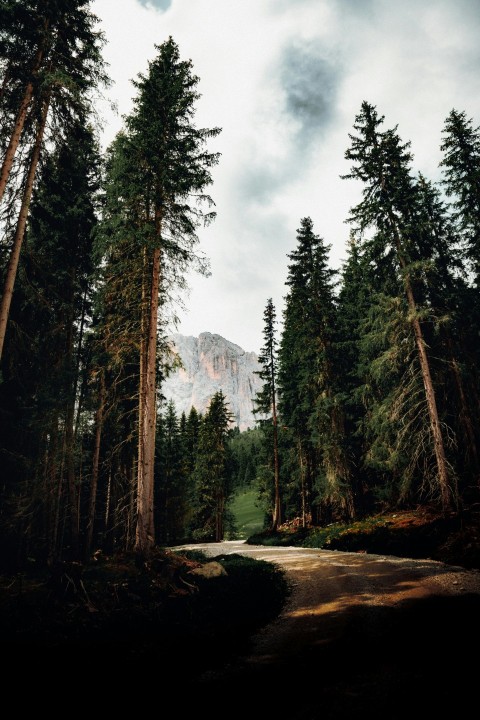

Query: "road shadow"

xmin=188 ymin=592 xmax=480 ymax=719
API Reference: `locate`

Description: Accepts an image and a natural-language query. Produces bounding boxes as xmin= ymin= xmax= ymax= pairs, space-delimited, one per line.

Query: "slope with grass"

xmin=230 ymin=488 xmax=265 ymax=539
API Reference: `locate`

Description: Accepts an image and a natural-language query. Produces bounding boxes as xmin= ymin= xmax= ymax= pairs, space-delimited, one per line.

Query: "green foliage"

xmin=228 ymin=427 xmax=264 ymax=489
xmin=278 ymin=217 xmax=353 ymax=523
xmin=0 ymin=120 xmax=101 ymax=563
xmin=189 ymin=391 xmax=234 ymax=541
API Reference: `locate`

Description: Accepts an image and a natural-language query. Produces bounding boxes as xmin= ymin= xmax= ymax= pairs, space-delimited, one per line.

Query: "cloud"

xmin=279 ymin=42 xmax=340 ymax=145
xmin=135 ymin=0 xmax=172 ymax=11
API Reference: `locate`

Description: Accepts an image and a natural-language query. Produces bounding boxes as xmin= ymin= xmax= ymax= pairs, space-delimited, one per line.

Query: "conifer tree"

xmin=440 ymin=109 xmax=480 ymax=285
xmin=97 ymin=38 xmax=220 ymax=557
xmin=191 ymin=391 xmax=233 ymax=541
xmin=278 ymin=218 xmax=352 ymax=523
xmin=254 ymin=299 xmax=281 ymax=528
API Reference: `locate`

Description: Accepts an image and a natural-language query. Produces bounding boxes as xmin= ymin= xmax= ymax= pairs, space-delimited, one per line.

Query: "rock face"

xmin=161 ymin=332 xmax=263 ymax=431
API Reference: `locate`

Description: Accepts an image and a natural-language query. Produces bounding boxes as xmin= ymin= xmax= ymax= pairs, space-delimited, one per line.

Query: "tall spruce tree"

xmin=97 ymin=38 xmax=220 ymax=557
xmin=440 ymin=109 xmax=480 ymax=285
xmin=254 ymin=298 xmax=281 ymax=529
xmin=191 ymin=391 xmax=233 ymax=542
xmin=155 ymin=401 xmax=187 ymax=544
xmin=278 ymin=218 xmax=352 ymax=523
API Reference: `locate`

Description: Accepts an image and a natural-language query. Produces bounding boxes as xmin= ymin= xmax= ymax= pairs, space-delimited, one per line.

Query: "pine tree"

xmin=96 ymin=38 xmax=220 ymax=557
xmin=155 ymin=401 xmax=187 ymax=544
xmin=440 ymin=109 xmax=480 ymax=285
xmin=254 ymin=298 xmax=281 ymax=529
xmin=278 ymin=218 xmax=352 ymax=524
xmin=191 ymin=391 xmax=233 ymax=542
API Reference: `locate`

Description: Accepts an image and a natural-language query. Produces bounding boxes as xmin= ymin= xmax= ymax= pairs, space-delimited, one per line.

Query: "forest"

xmin=1 ymin=1 xmax=480 ymax=573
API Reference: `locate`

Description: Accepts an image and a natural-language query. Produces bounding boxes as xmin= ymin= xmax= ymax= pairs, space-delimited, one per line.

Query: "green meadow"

xmin=230 ymin=489 xmax=265 ymax=539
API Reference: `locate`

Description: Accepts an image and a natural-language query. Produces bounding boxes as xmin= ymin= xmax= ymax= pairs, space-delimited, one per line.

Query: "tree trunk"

xmin=64 ymin=302 xmax=80 ymax=558
xmin=400 ymin=261 xmax=454 ymax=510
xmin=74 ymin=286 xmax=88 ymax=438
xmin=272 ymin=396 xmax=281 ymax=530
xmin=446 ymin=337 xmax=479 ymax=478
xmin=0 ymin=93 xmax=50 ymax=359
xmin=135 ymin=244 xmax=160 ymax=557
xmin=85 ymin=371 xmax=105 ymax=558
xmin=0 ymin=33 xmax=48 ymax=205
xmin=387 ymin=215 xmax=454 ymax=510
xmin=127 ymin=456 xmax=136 ymax=550
xmin=216 ymin=488 xmax=224 ymax=542
xmin=298 ymin=440 xmax=307 ymax=528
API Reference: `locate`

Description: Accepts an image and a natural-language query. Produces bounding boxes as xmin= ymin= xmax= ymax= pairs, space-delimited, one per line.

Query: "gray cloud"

xmin=234 ymin=45 xmax=342 ymax=209
xmin=269 ymin=0 xmax=376 ymax=18
xmin=237 ymin=165 xmax=283 ymax=207
xmin=136 ymin=0 xmax=172 ymax=11
xmin=280 ymin=43 xmax=340 ymax=145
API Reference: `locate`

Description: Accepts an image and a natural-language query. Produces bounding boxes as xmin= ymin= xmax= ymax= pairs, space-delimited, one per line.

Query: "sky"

xmin=91 ymin=0 xmax=480 ymax=353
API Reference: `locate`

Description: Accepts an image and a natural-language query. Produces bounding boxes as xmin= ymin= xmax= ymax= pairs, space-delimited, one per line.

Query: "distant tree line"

xmin=1 ymin=2 xmax=479 ymax=568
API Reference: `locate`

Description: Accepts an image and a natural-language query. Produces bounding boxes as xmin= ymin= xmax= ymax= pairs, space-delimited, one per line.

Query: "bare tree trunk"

xmin=127 ymin=456 xmax=136 ymax=549
xmin=0 ymin=93 xmax=50 ymax=359
xmin=64 ymin=303 xmax=80 ymax=558
xmin=74 ymin=286 xmax=88 ymax=438
xmin=85 ymin=372 xmax=105 ymax=558
xmin=0 ymin=32 xmax=48 ymax=205
xmin=298 ymin=440 xmax=307 ymax=529
xmin=272 ymin=398 xmax=281 ymax=530
xmin=51 ymin=419 xmax=64 ymax=560
xmin=135 ymin=243 xmax=160 ymax=557
xmin=104 ymin=464 xmax=112 ymax=551
xmin=400 ymin=260 xmax=454 ymax=510
xmin=216 ymin=489 xmax=224 ymax=542
xmin=386 ymin=215 xmax=454 ymax=511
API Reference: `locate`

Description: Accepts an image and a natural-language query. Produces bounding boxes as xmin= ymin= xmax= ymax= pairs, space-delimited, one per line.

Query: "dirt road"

xmin=178 ymin=541 xmax=480 ymax=718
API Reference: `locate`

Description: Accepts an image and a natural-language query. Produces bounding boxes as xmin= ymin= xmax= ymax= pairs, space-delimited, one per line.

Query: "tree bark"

xmin=0 ymin=93 xmax=50 ymax=359
xmin=135 ymin=243 xmax=160 ymax=557
xmin=298 ymin=440 xmax=307 ymax=529
xmin=0 ymin=33 xmax=48 ymax=205
xmin=271 ymin=387 xmax=281 ymax=530
xmin=396 ymin=246 xmax=454 ymax=510
xmin=216 ymin=488 xmax=225 ymax=542
xmin=85 ymin=371 xmax=105 ymax=558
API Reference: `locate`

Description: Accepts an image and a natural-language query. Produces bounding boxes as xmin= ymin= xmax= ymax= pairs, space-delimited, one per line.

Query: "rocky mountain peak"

xmin=161 ymin=332 xmax=263 ymax=431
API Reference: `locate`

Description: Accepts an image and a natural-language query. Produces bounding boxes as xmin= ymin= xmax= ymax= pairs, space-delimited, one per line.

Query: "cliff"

xmin=161 ymin=332 xmax=263 ymax=431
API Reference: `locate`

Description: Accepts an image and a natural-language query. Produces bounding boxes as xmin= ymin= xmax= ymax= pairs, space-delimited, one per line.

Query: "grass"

xmin=230 ymin=488 xmax=265 ymax=539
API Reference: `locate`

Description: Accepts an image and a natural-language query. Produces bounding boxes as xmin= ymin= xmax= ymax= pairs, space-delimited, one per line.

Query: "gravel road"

xmin=176 ymin=540 xmax=480 ymax=719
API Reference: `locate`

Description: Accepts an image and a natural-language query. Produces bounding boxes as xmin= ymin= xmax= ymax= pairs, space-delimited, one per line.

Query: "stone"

xmin=189 ymin=561 xmax=228 ymax=579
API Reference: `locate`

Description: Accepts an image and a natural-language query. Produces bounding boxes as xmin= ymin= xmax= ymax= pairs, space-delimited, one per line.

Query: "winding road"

xmin=177 ymin=540 xmax=480 ymax=719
